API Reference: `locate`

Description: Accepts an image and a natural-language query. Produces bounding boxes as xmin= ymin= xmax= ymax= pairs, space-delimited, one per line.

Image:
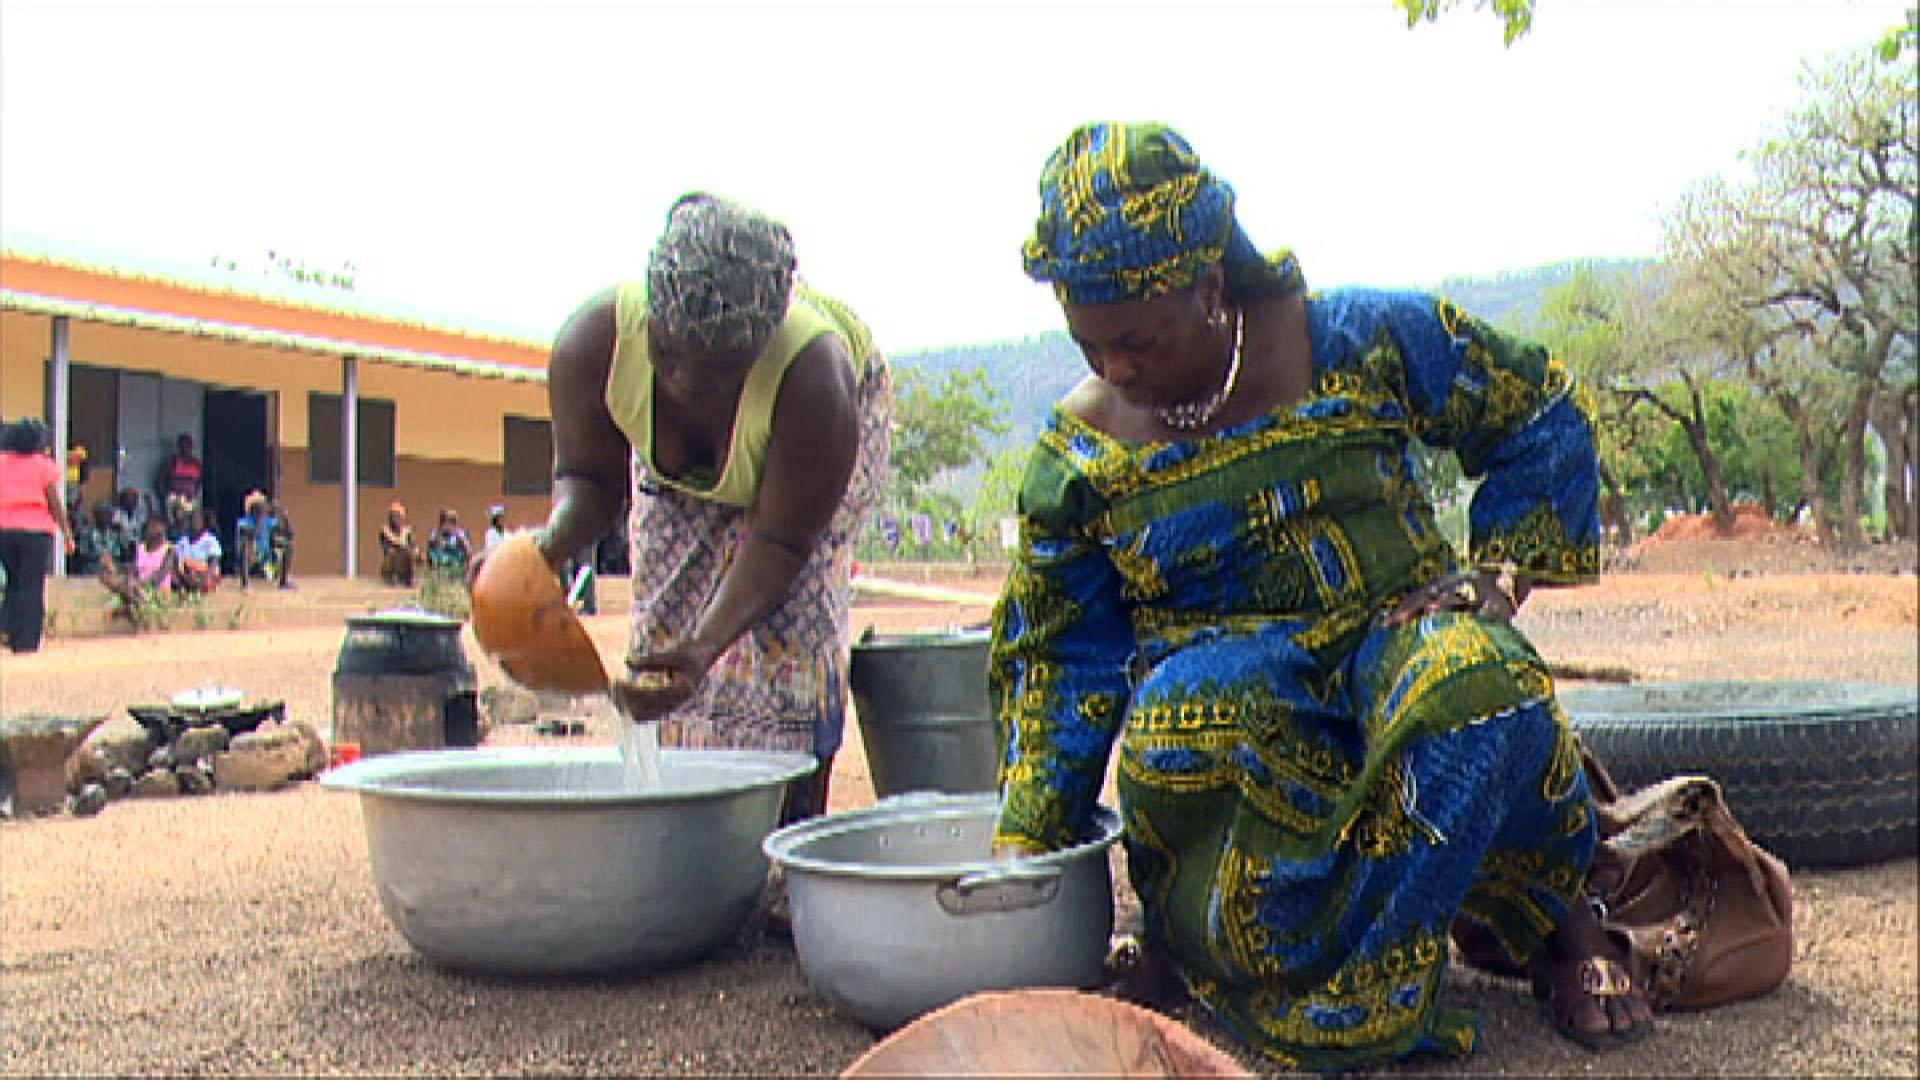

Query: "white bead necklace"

xmin=1156 ymin=311 xmax=1244 ymax=432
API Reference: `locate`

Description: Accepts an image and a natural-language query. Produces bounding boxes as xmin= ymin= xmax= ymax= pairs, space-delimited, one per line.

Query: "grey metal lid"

xmin=345 ymin=607 xmax=464 ymax=629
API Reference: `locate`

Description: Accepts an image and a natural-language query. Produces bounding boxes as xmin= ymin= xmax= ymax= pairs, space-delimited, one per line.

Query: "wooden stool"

xmin=840 ymin=989 xmax=1250 ymax=1078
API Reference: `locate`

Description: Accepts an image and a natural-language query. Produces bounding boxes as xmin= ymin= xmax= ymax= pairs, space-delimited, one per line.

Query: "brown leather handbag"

xmin=1454 ymin=743 xmax=1795 ymax=1011
xmin=1580 ymin=744 xmax=1795 ymax=1011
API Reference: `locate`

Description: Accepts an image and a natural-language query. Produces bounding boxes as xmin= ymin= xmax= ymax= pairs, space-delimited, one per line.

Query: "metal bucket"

xmin=850 ymin=628 xmax=997 ymax=798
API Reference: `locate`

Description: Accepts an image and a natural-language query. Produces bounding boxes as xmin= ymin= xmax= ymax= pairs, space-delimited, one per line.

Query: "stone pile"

xmin=62 ymin=700 xmax=329 ymax=817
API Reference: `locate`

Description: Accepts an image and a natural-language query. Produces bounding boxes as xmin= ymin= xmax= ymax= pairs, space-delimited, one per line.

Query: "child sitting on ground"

xmin=66 ymin=492 xmax=105 ymax=577
xmin=175 ymin=508 xmax=223 ymax=594
xmin=101 ymin=517 xmax=179 ymax=625
xmin=236 ymin=492 xmax=295 ymax=590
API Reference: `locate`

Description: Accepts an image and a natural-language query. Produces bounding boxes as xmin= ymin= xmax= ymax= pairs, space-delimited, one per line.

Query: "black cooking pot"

xmin=334 ymin=609 xmax=473 ymax=678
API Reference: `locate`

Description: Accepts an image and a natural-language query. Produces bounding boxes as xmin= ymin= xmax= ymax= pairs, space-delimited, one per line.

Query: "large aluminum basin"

xmin=322 ymin=746 xmax=815 ymax=976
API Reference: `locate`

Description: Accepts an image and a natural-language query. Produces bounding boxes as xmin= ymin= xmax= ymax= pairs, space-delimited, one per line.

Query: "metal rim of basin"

xmin=765 ymin=791 xmax=1123 ymax=880
xmin=319 ymin=746 xmax=817 ymax=806
xmin=853 ymin=627 xmax=991 ymax=652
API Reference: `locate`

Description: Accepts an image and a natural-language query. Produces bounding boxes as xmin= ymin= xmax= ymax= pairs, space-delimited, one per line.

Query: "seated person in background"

xmin=109 ymin=488 xmax=148 ymax=560
xmin=427 ymin=509 xmax=473 ymax=578
xmin=236 ymin=491 xmax=295 ymax=590
xmin=482 ymin=504 xmax=510 ymax=556
xmin=269 ymin=501 xmax=296 ymax=587
xmin=102 ymin=516 xmax=179 ymax=618
xmin=90 ymin=500 xmax=129 ymax=568
xmin=378 ymin=501 xmax=419 ymax=586
xmin=175 ymin=508 xmax=223 ymax=594
xmin=66 ymin=491 xmax=105 ymax=577
xmin=164 ymin=493 xmax=195 ymax=542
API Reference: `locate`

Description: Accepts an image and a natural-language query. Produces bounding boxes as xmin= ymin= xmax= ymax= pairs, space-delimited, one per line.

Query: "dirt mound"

xmin=1649 ymin=504 xmax=1790 ymax=543
xmin=1618 ymin=506 xmax=1917 ymax=576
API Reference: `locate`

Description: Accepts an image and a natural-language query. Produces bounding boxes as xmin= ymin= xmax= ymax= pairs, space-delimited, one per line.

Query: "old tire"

xmin=1562 ymin=681 xmax=1918 ymax=870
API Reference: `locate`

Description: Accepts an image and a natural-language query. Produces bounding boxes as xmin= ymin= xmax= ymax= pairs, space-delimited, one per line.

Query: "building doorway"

xmin=48 ymin=364 xmax=273 ymax=573
xmin=203 ymin=389 xmax=272 ymax=573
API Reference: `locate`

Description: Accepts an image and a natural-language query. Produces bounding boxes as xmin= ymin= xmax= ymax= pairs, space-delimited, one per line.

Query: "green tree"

xmin=886 ymin=366 xmax=1010 ymax=508
xmin=1396 ymin=0 xmax=1533 ymax=44
xmin=1534 ymin=265 xmax=1666 ymax=541
xmin=1876 ymin=8 xmax=1917 ymax=63
xmin=1665 ymin=40 xmax=1917 ymax=544
xmin=972 ymin=446 xmax=1029 ymax=534
xmin=1533 ymin=264 xmax=1741 ymax=530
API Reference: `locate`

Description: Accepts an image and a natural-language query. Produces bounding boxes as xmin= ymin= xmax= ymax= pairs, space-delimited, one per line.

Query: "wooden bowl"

xmin=469 ymin=534 xmax=608 ymax=694
xmin=840 ymin=989 xmax=1250 ymax=1078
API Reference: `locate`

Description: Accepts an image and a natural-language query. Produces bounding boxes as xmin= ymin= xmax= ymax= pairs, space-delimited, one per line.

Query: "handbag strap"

xmin=1633 ymin=832 xmax=1719 ymax=1007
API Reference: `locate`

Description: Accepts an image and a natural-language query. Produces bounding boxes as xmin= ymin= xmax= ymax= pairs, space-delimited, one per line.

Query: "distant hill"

xmin=889 ymin=333 xmax=1086 ymax=454
xmin=1431 ymin=258 xmax=1653 ymax=331
xmin=890 ymin=258 xmax=1656 ymax=458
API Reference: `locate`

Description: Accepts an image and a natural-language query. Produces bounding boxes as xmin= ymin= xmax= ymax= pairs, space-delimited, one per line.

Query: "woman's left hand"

xmin=610 ymin=642 xmax=716 ymax=722
xmin=1386 ymin=568 xmax=1531 ymax=626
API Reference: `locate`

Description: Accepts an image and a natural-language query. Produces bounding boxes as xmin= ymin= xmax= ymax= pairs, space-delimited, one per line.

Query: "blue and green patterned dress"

xmin=990 ymin=288 xmax=1604 ymax=1071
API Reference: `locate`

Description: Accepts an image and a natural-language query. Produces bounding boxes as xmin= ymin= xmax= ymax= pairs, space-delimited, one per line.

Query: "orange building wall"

xmin=4 ymin=312 xmax=551 ymax=462
xmin=1 ymin=310 xmax=55 ymax=419
xmin=280 ymin=359 xmax=551 ymax=462
xmin=280 ymin=449 xmax=558 ymax=579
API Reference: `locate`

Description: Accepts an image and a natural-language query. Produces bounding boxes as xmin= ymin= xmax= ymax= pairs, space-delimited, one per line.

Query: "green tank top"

xmin=607 ymin=283 xmax=871 ymax=508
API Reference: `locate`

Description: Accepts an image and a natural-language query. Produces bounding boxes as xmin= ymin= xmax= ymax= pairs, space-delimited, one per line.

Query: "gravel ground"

xmin=1 ymin=562 xmax=1915 ymax=1077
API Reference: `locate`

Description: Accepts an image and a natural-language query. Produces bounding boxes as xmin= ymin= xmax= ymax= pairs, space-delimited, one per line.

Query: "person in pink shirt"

xmin=101 ymin=517 xmax=178 ymax=624
xmin=0 ymin=419 xmax=74 ymax=653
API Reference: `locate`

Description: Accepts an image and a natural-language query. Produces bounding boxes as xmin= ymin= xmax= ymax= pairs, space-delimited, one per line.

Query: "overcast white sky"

xmin=0 ymin=0 xmax=1909 ymax=353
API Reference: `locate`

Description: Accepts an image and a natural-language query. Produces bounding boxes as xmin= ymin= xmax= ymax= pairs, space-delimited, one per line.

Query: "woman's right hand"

xmin=610 ymin=641 xmax=714 ymax=723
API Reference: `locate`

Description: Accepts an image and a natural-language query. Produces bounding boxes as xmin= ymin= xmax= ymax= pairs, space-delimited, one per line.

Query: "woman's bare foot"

xmin=1533 ymin=898 xmax=1654 ymax=1049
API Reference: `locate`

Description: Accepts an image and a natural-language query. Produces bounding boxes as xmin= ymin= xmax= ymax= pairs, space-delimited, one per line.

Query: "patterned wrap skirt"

xmin=630 ymin=353 xmax=891 ymax=769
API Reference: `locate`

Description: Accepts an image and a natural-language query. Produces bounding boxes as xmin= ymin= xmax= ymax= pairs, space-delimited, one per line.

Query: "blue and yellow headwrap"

xmin=1022 ymin=122 xmax=1304 ymax=305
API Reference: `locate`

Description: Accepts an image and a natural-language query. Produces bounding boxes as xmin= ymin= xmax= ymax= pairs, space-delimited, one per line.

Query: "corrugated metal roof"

xmin=1 ymin=289 xmax=550 ymax=384
xmin=2 ymin=240 xmax=554 ymax=347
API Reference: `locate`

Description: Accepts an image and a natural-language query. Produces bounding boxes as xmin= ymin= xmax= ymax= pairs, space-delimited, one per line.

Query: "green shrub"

xmin=415 ymin=568 xmax=471 ymax=621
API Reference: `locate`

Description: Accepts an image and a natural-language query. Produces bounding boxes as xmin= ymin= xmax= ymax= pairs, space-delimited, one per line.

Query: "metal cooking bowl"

xmin=765 ymin=793 xmax=1123 ymax=1030
xmin=322 ymin=746 xmax=815 ymax=976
